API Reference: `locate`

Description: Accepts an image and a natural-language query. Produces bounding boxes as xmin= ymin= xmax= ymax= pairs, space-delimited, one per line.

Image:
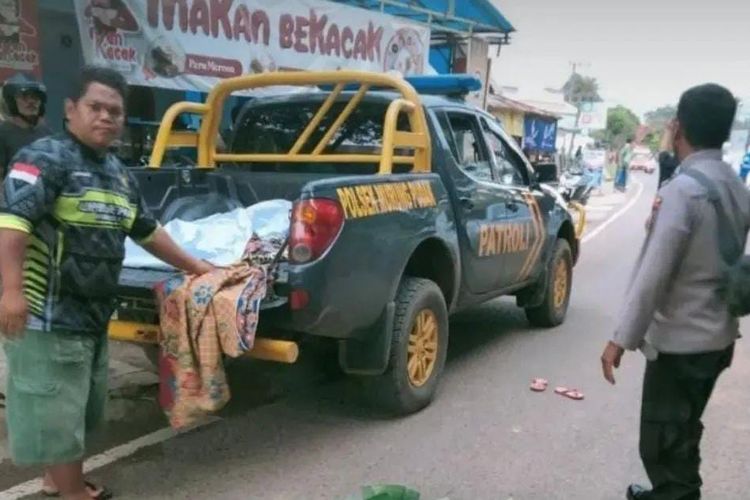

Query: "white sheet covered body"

xmin=124 ymin=200 xmax=292 ymax=270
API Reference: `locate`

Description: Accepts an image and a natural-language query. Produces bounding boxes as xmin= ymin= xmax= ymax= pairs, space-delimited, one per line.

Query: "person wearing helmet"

xmin=0 ymin=73 xmax=52 ymax=180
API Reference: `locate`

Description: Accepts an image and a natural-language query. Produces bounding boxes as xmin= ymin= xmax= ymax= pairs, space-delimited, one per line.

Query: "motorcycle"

xmin=558 ymin=164 xmax=597 ymax=205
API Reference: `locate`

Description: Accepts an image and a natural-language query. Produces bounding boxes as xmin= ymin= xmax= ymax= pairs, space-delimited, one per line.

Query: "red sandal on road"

xmin=554 ymin=386 xmax=585 ymax=401
xmin=529 ymin=378 xmax=549 ymax=392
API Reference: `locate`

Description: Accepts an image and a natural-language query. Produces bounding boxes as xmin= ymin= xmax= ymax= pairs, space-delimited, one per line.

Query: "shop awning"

xmin=330 ymin=0 xmax=515 ymax=42
xmin=487 ymin=95 xmax=561 ymax=120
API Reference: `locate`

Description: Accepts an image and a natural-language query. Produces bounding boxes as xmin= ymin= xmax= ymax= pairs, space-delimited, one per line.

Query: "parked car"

xmin=111 ymin=72 xmax=581 ymax=415
xmin=629 ymin=146 xmax=656 ymax=174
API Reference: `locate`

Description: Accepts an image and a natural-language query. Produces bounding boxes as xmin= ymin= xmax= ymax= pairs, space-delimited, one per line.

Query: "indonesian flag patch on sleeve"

xmin=8 ymin=163 xmax=40 ymax=185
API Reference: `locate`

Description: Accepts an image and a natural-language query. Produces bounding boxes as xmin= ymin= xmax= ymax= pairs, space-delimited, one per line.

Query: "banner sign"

xmin=0 ymin=0 xmax=42 ymax=80
xmin=464 ymin=37 xmax=488 ymax=109
xmin=74 ymin=0 xmax=430 ymax=92
xmin=577 ymin=101 xmax=608 ymax=131
xmin=524 ymin=116 xmax=557 ymax=152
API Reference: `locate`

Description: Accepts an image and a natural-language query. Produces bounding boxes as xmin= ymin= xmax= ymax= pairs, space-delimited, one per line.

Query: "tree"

xmin=562 ymin=73 xmax=602 ymax=105
xmin=644 ymin=105 xmax=676 ymax=130
xmin=562 ymin=73 xmax=602 ymax=155
xmin=643 ymin=131 xmax=661 ymax=152
xmin=640 ymin=105 xmax=677 ymax=152
xmin=591 ymin=105 xmax=640 ymax=148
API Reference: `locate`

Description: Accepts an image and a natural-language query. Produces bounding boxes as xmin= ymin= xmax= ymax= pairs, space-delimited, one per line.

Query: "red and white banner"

xmin=73 ymin=0 xmax=430 ymax=92
xmin=0 ymin=0 xmax=42 ymax=80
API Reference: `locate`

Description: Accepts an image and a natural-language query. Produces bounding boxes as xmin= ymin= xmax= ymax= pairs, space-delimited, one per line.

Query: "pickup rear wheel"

xmin=373 ymin=277 xmax=448 ymax=415
xmin=525 ymin=239 xmax=573 ymax=328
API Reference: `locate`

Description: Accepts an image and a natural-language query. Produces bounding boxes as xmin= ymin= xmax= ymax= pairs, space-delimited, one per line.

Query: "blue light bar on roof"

xmin=404 ymin=74 xmax=482 ymax=95
xmin=317 ymin=74 xmax=482 ymax=96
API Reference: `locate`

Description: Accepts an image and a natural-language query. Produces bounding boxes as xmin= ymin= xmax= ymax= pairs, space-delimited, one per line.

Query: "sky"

xmin=490 ymin=0 xmax=750 ymax=117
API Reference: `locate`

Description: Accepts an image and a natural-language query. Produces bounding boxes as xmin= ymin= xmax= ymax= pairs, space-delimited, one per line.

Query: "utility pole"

xmin=566 ymin=61 xmax=590 ymax=157
xmin=568 ymin=61 xmax=590 ymax=77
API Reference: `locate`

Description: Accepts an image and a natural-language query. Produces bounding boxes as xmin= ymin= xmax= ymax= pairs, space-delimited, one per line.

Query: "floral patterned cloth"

xmin=156 ymin=234 xmax=285 ymax=429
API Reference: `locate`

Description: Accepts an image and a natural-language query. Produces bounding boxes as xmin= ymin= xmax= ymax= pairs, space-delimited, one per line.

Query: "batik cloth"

xmin=156 ymin=234 xmax=284 ymax=429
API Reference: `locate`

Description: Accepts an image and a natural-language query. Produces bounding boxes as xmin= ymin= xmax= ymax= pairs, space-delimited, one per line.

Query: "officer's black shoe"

xmin=627 ymin=484 xmax=651 ymax=500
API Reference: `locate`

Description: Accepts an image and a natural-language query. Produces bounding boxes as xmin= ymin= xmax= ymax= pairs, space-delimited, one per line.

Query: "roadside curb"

xmin=582 ymin=178 xmax=645 ymax=244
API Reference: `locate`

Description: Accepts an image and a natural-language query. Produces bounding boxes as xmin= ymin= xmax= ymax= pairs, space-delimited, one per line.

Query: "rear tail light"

xmin=289 ymin=198 xmax=344 ymax=264
xmin=289 ymin=289 xmax=310 ymax=310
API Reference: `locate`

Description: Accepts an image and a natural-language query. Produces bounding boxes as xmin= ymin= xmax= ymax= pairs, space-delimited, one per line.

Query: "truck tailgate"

xmin=114 ymin=266 xmax=289 ymax=323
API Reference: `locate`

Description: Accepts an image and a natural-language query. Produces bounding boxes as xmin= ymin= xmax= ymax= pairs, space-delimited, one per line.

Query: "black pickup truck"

xmin=113 ymin=72 xmax=580 ymax=415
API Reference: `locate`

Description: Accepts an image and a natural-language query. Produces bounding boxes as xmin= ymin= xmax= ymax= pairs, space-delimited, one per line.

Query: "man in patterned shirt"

xmin=0 ymin=66 xmax=213 ymax=500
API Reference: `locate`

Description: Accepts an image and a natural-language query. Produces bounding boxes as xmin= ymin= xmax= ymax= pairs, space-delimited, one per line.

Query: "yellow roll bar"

xmin=149 ymin=102 xmax=208 ymax=169
xmin=147 ymin=70 xmax=432 ymax=174
xmin=109 ymin=320 xmax=299 ymax=364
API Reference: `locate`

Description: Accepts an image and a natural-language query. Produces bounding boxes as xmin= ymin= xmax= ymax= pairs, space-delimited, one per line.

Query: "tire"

xmin=371 ymin=277 xmax=449 ymax=415
xmin=525 ymin=239 xmax=573 ymax=328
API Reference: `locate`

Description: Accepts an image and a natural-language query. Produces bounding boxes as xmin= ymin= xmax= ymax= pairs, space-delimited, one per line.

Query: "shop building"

xmin=3 ymin=0 xmax=515 ymax=163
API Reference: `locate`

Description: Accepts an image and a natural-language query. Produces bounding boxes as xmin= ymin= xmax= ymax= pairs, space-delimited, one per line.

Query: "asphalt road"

xmin=5 ymin=173 xmax=750 ymax=499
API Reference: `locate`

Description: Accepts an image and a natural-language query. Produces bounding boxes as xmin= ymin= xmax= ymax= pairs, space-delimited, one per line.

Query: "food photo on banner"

xmin=73 ymin=0 xmax=431 ymax=93
xmin=0 ymin=0 xmax=42 ymax=80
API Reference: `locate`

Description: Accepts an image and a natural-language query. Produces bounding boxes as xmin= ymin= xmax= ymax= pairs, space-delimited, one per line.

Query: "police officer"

xmin=0 ymin=66 xmax=213 ymax=500
xmin=0 ymin=73 xmax=52 ymax=179
xmin=601 ymin=84 xmax=750 ymax=500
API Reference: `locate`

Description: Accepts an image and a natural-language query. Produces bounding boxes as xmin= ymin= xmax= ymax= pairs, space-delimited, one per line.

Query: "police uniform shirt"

xmin=614 ymin=150 xmax=750 ymax=354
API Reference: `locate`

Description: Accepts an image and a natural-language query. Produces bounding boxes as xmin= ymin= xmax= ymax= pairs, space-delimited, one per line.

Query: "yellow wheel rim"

xmin=407 ymin=309 xmax=439 ymax=388
xmin=553 ymin=259 xmax=569 ymax=310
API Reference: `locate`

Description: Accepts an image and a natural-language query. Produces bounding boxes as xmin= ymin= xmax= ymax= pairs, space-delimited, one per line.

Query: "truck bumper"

xmin=108 ymin=320 xmax=300 ymax=364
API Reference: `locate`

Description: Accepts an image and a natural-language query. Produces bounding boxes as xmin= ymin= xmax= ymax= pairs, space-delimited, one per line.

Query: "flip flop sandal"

xmin=529 ymin=378 xmax=548 ymax=392
xmin=42 ymin=481 xmax=113 ymax=499
xmin=554 ymin=386 xmax=584 ymax=401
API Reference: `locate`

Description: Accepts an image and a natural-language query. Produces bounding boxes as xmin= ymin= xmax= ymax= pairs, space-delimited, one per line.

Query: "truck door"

xmin=433 ymin=110 xmax=510 ymax=294
xmin=480 ymin=117 xmax=545 ymax=288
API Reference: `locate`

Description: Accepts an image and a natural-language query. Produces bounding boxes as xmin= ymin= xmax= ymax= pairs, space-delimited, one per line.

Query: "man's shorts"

xmin=4 ymin=329 xmax=108 ymax=465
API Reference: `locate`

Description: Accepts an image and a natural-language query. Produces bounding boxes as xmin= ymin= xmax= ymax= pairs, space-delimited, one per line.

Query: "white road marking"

xmin=582 ymin=179 xmax=645 ymax=244
xmin=585 ymin=205 xmax=616 ymax=212
xmin=0 ymin=420 xmax=219 ymax=499
xmin=583 ymin=212 xmax=610 ymax=223
xmin=0 ymin=179 xmax=647 ymax=500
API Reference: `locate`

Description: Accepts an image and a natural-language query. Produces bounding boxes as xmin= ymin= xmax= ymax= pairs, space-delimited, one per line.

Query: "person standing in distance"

xmin=0 ymin=73 xmax=52 ymax=179
xmin=739 ymin=150 xmax=750 ymax=185
xmin=601 ymin=84 xmax=750 ymax=500
xmin=657 ymin=120 xmax=680 ymax=188
xmin=615 ymin=138 xmax=634 ymax=192
xmin=0 ymin=66 xmax=214 ymax=500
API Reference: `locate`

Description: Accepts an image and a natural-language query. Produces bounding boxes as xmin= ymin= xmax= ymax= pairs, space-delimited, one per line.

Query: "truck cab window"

xmin=438 ymin=112 xmax=493 ymax=183
xmin=482 ymin=119 xmax=528 ymax=187
xmin=230 ymin=99 xmax=412 ymax=174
